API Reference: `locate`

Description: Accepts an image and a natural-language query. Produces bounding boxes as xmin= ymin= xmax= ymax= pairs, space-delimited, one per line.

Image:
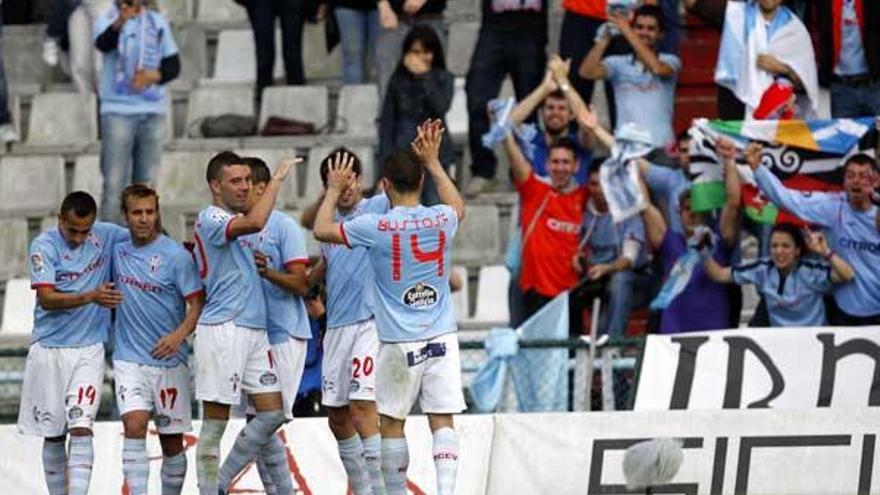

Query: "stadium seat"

xmin=1 ymin=279 xmax=35 ymax=336
xmin=72 ymin=155 xmax=103 ymax=206
xmin=302 ymin=23 xmax=342 ymax=81
xmin=336 ymin=84 xmax=378 ymax=137
xmin=446 ymin=22 xmax=479 ymax=77
xmin=2 ymin=24 xmax=46 ymax=88
xmin=258 ymin=85 xmax=329 ymax=131
xmin=185 ymin=87 xmax=255 ymax=136
xmin=471 ymin=264 xmax=510 ymax=325
xmin=156 ymin=151 xmax=217 ymax=208
xmin=26 ymin=92 xmax=98 ymax=148
xmin=0 ymin=156 xmax=66 ymax=217
xmin=446 ymin=78 xmax=467 ymax=141
xmin=452 ymin=204 xmax=501 ymax=262
xmin=211 ymin=30 xmax=284 ymax=84
xmin=156 ymin=0 xmax=193 ymax=24
xmin=173 ymin=25 xmax=208 ymax=90
xmin=303 ymin=145 xmax=375 ymax=205
xmin=452 ymin=265 xmax=470 ymax=321
xmin=234 ymin=148 xmax=300 ymax=208
xmin=0 ymin=219 xmax=29 ymax=282
xmin=195 ymin=0 xmax=247 ymax=24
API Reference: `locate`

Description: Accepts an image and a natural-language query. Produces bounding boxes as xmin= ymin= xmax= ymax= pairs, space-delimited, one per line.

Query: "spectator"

xmin=579 ymin=4 xmax=680 ymax=149
xmin=574 ymin=165 xmax=653 ymax=338
xmin=375 ymin=0 xmax=447 ymax=104
xmin=703 ymin=223 xmax=855 ymax=326
xmin=293 ymin=286 xmax=327 ymax=418
xmin=509 ymin=55 xmax=594 ymax=184
xmin=42 ymin=0 xmax=80 ymax=67
xmin=504 ymin=127 xmax=589 ymax=322
xmin=686 ymin=0 xmax=818 ymax=119
xmin=330 ymin=0 xmax=379 ymax=84
xmin=67 ymin=0 xmax=108 ymax=92
xmin=749 ymin=148 xmax=880 ymax=325
xmin=240 ymin=0 xmax=309 ymax=98
xmin=94 ymin=0 xmax=180 ymax=223
xmin=640 ymin=139 xmax=741 ymax=333
xmin=637 ymin=130 xmax=691 ymax=234
xmin=0 ymin=0 xmax=19 ymax=143
xmin=811 ymin=0 xmax=880 ymax=118
xmin=559 ymin=0 xmax=611 ymax=114
xmin=464 ymin=0 xmax=548 ymax=198
xmin=378 ymin=25 xmax=454 ymax=205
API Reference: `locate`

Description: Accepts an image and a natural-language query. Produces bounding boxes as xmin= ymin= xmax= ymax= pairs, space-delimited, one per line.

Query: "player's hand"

xmin=92 ymin=282 xmax=123 ymax=308
xmin=410 ymin=119 xmax=444 ymax=166
xmin=273 ymin=155 xmax=303 ymax=183
xmin=715 ymin=137 xmax=737 ymax=163
xmin=253 ymin=250 xmax=269 ymax=276
xmin=744 ymin=142 xmax=763 ymax=171
xmin=152 ymin=330 xmax=186 ymax=360
xmin=804 ymin=228 xmax=830 ymax=257
xmin=326 ymin=151 xmax=355 ymax=194
xmin=587 ymin=263 xmax=613 ymax=281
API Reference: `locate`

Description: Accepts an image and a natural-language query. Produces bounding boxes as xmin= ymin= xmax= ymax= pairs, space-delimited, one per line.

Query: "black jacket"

xmin=810 ymin=0 xmax=880 ymax=85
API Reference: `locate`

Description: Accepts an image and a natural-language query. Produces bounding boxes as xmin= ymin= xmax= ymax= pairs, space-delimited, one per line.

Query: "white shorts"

xmin=322 ymin=319 xmax=379 ymax=407
xmin=113 ymin=360 xmax=193 ymax=434
xmin=376 ymin=332 xmax=466 ymax=420
xmin=17 ymin=342 xmax=105 ymax=437
xmin=239 ymin=338 xmax=308 ymax=420
xmin=194 ymin=322 xmax=281 ymax=405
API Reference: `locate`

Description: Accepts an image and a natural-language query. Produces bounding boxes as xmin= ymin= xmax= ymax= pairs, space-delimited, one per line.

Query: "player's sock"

xmin=217 ymin=410 xmax=285 ymax=491
xmin=338 ymin=434 xmax=371 ymax=495
xmin=42 ymin=440 xmax=68 ymax=495
xmin=122 ymin=437 xmax=150 ymax=495
xmin=381 ymin=438 xmax=409 ymax=495
xmin=161 ymin=452 xmax=187 ymax=495
xmin=362 ymin=434 xmax=386 ymax=495
xmin=432 ymin=428 xmax=459 ymax=495
xmin=257 ymin=433 xmax=292 ymax=495
xmin=196 ymin=418 xmax=227 ymax=495
xmin=255 ymin=454 xmax=278 ymax=495
xmin=68 ymin=435 xmax=94 ymax=495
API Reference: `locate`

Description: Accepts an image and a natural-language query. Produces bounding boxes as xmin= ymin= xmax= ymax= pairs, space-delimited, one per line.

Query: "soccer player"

xmin=17 ymin=191 xmax=128 ymax=495
xmin=112 ymin=184 xmax=205 ymax=495
xmin=303 ymin=147 xmax=391 ymax=495
xmin=238 ymin=156 xmax=312 ymax=495
xmin=190 ymin=151 xmax=298 ymax=495
xmin=314 ymin=120 xmax=466 ymax=495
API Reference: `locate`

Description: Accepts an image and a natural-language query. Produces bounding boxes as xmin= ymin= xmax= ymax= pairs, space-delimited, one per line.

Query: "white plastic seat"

xmin=452 ymin=204 xmax=500 ymax=262
xmin=27 ymin=92 xmax=98 ymax=147
xmin=0 ymin=156 xmax=66 ymax=217
xmin=258 ymin=85 xmax=329 ymax=131
xmin=336 ymin=84 xmax=378 ymax=137
xmin=185 ymin=87 xmax=255 ymax=135
xmin=1 ymin=279 xmax=35 ymax=336
xmin=452 ymin=265 xmax=470 ymax=321
xmin=471 ymin=264 xmax=510 ymax=324
xmin=0 ymin=220 xmax=30 ymax=282
xmin=72 ymin=155 xmax=103 ymax=207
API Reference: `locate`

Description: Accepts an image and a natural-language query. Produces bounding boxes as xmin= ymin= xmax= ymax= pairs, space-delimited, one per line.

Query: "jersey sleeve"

xmin=754 ymin=166 xmax=839 ymax=226
xmin=659 ymin=53 xmax=682 ymax=75
xmin=173 ymin=249 xmax=203 ymax=299
xmin=732 ymin=260 xmax=767 ymax=286
xmin=364 ymin=193 xmax=391 ymax=214
xmin=802 ymin=262 xmax=834 ymax=293
xmin=280 ymin=216 xmax=309 ymax=268
xmin=341 ymin=214 xmax=379 ymax=249
xmin=645 ymin=163 xmax=681 ymax=202
xmin=157 ymin=15 xmax=179 ymax=57
xmin=93 ymin=7 xmax=116 ymax=41
xmin=601 ymin=55 xmax=621 ymax=80
xmin=29 ymin=237 xmax=57 ymax=289
xmin=199 ymin=207 xmax=235 ymax=247
xmin=438 ymin=204 xmax=460 ymax=239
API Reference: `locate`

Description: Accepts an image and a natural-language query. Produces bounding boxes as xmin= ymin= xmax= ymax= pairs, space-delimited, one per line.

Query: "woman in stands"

xmin=703 ymin=223 xmax=855 ymax=327
xmin=378 ymin=24 xmax=454 ymax=205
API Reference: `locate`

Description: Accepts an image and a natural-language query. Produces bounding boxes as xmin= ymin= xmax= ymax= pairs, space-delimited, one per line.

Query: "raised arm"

xmin=504 ymin=131 xmax=534 ymax=184
xmin=510 ymin=65 xmax=557 ymax=125
xmin=579 ymin=28 xmax=611 ymax=80
xmin=411 ymin=119 xmax=465 ymax=220
xmin=804 ymin=230 xmax=855 ymax=284
xmin=718 ymin=138 xmax=741 ymax=247
xmin=610 ymin=12 xmax=676 ymax=78
xmin=226 ymin=157 xmax=300 ymax=238
xmin=314 ymin=152 xmax=356 ymax=244
xmin=576 ymin=104 xmax=614 ymax=150
xmin=703 ymin=256 xmax=733 ymax=283
xmin=638 ymin=171 xmax=667 ymax=249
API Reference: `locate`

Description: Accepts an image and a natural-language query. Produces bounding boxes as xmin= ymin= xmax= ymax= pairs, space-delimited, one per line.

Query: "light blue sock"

xmin=381 ymin=438 xmax=409 ymax=495
xmin=68 ymin=436 xmax=94 ymax=495
xmin=218 ymin=410 xmax=285 ymax=491
xmin=362 ymin=434 xmax=386 ymax=495
xmin=161 ymin=452 xmax=187 ymax=495
xmin=196 ymin=419 xmax=227 ymax=495
xmin=432 ymin=428 xmax=459 ymax=495
xmin=122 ymin=438 xmax=149 ymax=495
xmin=258 ymin=433 xmax=292 ymax=495
xmin=42 ymin=440 xmax=68 ymax=495
xmin=338 ymin=434 xmax=371 ymax=495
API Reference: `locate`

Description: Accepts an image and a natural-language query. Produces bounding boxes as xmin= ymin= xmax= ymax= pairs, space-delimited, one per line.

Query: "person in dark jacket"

xmin=378 ymin=24 xmax=455 ymax=205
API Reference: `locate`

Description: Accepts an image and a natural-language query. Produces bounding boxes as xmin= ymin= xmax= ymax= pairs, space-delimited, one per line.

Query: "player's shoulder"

xmin=31 ymin=228 xmax=61 ymax=254
xmin=198 ymin=204 xmax=234 ymax=223
xmin=361 ymin=193 xmax=391 ymax=214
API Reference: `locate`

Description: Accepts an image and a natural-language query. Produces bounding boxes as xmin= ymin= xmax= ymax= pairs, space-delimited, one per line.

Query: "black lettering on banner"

xmin=669 ymin=336 xmax=710 ymax=409
xmin=859 ymin=435 xmax=875 ymax=495
xmin=734 ymin=435 xmax=852 ymax=495
xmin=710 ymin=437 xmax=727 ymax=495
xmin=587 ymin=438 xmax=702 ymax=494
xmin=816 ymin=333 xmax=880 ymax=407
xmin=723 ymin=337 xmax=785 ymax=409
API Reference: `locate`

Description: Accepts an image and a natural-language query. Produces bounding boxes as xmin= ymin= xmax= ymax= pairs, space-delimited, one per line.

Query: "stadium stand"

xmin=72 ymin=155 xmax=103 ymax=206
xmin=446 ymin=22 xmax=480 ymax=78
xmin=258 ymin=85 xmax=329 ymax=131
xmin=0 ymin=219 xmax=29 ymax=282
xmin=0 ymin=155 xmax=66 ymax=217
xmin=452 ymin=265 xmax=470 ymax=321
xmin=26 ymin=92 xmax=98 ymax=149
xmin=335 ymin=84 xmax=379 ymax=138
xmin=0 ymin=279 xmax=34 ymax=336
xmin=451 ymin=204 xmax=502 ymax=263
xmin=471 ymin=264 xmax=511 ymax=326
xmin=185 ymin=86 xmax=255 ymax=135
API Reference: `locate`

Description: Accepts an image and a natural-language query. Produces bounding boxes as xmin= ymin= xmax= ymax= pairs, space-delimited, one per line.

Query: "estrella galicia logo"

xmin=260 ymin=372 xmax=278 ymax=386
xmin=154 ymin=414 xmax=172 ymax=428
xmin=402 ymin=283 xmax=438 ymax=308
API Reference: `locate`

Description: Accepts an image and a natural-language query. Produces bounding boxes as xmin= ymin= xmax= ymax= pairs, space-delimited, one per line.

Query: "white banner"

xmin=634 ymin=326 xmax=880 ymax=411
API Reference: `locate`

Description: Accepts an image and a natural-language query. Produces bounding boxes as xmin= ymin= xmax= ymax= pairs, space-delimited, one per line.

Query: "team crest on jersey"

xmin=402 ymin=283 xmax=438 ymax=308
xmin=68 ymin=406 xmax=84 ymax=420
xmin=30 ymin=253 xmax=46 ymax=273
xmin=154 ymin=414 xmax=172 ymax=428
xmin=349 ymin=379 xmax=360 ymax=392
xmin=260 ymin=372 xmax=278 ymax=386
xmin=211 ymin=209 xmax=232 ymax=223
xmin=87 ymin=232 xmax=101 ymax=249
xmin=148 ymin=254 xmax=163 ymax=273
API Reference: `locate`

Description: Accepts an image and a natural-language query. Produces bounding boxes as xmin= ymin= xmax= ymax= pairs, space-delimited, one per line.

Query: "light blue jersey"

xmin=322 ymin=194 xmax=391 ymax=329
xmin=733 ymin=259 xmax=833 ymax=327
xmin=755 ymin=166 xmax=880 ymax=317
xmin=582 ymin=200 xmax=649 ymax=267
xmin=113 ymin=235 xmax=203 ymax=367
xmin=341 ymin=204 xmax=459 ymax=342
xmin=240 ymin=211 xmax=311 ymax=345
xmin=29 ymin=222 xmax=129 ymax=347
xmin=193 ymin=205 xmax=266 ymax=329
